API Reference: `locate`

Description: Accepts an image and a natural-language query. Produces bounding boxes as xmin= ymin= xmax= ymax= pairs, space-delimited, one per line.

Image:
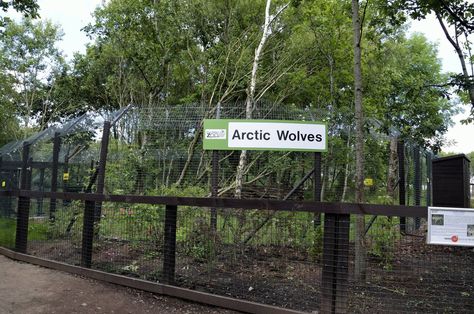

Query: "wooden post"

xmin=15 ymin=142 xmax=31 ymax=253
xmin=321 ymin=213 xmax=350 ymax=313
xmin=163 ymin=204 xmax=177 ymax=284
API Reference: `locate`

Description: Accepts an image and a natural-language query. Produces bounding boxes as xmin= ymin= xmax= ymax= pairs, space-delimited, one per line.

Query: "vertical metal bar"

xmin=15 ymin=142 xmax=31 ymax=253
xmin=63 ymin=149 xmax=70 ymax=193
xmin=26 ymin=157 xmax=33 ymax=190
xmin=398 ymin=140 xmax=406 ymax=233
xmin=321 ymin=213 xmax=350 ymax=314
xmin=81 ymin=200 xmax=95 ymax=268
xmin=210 ymin=103 xmax=221 ymax=232
xmin=49 ymin=132 xmax=61 ymax=222
xmin=0 ymin=156 xmax=3 ymax=216
xmin=314 ymin=152 xmax=322 ymax=227
xmin=210 ymin=149 xmax=218 ymax=231
xmin=426 ymin=152 xmax=432 ymax=206
xmin=94 ymin=121 xmax=111 ymax=222
xmin=414 ymin=147 xmax=421 ymax=229
xmin=37 ymin=168 xmax=45 ymax=215
xmin=163 ymin=204 xmax=177 ymax=284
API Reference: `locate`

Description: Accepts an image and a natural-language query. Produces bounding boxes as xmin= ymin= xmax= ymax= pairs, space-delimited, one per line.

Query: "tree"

xmin=0 ymin=0 xmax=38 ymax=30
xmin=382 ymin=0 xmax=474 ymax=121
xmin=235 ymin=0 xmax=289 ymax=198
xmin=352 ymin=0 xmax=366 ymax=282
xmin=0 ymin=18 xmax=65 ymax=130
xmin=0 ymin=0 xmax=39 ymax=143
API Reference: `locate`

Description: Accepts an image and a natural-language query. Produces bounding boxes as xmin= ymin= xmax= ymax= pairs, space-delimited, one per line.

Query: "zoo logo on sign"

xmin=203 ymin=119 xmax=327 ymax=152
xmin=205 ymin=129 xmax=226 ymax=140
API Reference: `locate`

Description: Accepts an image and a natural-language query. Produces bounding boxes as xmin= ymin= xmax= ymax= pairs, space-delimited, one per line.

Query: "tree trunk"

xmin=436 ymin=13 xmax=474 ymax=110
xmin=352 ymin=0 xmax=366 ymax=282
xmin=235 ymin=0 xmax=273 ymax=199
xmin=387 ymin=137 xmax=398 ymax=201
xmin=341 ymin=128 xmax=351 ymax=202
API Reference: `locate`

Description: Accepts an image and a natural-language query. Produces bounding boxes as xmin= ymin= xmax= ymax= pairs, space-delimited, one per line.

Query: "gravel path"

xmin=0 ymin=255 xmax=236 ymax=314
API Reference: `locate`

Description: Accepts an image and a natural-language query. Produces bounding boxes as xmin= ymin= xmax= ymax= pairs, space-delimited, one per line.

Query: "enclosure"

xmin=0 ymin=104 xmax=473 ymax=313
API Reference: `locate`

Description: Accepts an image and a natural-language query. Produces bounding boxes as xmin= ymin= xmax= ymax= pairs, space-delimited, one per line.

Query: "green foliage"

xmin=0 ymin=217 xmax=15 ymax=247
xmin=181 ymin=217 xmax=218 ymax=262
xmin=367 ymin=216 xmax=399 ymax=270
xmin=27 ymin=220 xmax=48 ymax=241
xmin=47 ymin=202 xmax=83 ymax=241
xmin=0 ymin=0 xmax=38 ymax=30
xmin=307 ymin=224 xmax=323 ymax=261
xmin=0 ymin=17 xmax=65 ymax=129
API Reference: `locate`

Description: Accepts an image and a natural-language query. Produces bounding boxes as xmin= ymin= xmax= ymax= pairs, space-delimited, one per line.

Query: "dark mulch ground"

xmin=28 ymin=233 xmax=474 ymax=313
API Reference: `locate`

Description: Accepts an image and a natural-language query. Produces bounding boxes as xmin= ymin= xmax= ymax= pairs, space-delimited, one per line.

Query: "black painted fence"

xmin=1 ymin=189 xmax=473 ymax=313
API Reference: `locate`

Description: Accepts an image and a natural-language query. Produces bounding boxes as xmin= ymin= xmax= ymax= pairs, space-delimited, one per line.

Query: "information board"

xmin=427 ymin=207 xmax=474 ymax=247
xmin=203 ymin=119 xmax=327 ymax=152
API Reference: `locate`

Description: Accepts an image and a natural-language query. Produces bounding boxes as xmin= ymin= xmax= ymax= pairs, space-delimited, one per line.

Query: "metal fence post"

xmin=414 ymin=146 xmax=421 ymax=229
xmin=321 ymin=213 xmax=350 ymax=314
xmin=210 ymin=150 xmax=218 ymax=231
xmin=37 ymin=168 xmax=45 ymax=215
xmin=314 ymin=152 xmax=322 ymax=227
xmin=81 ymin=200 xmax=95 ymax=268
xmin=210 ymin=103 xmax=221 ymax=232
xmin=15 ymin=142 xmax=31 ymax=253
xmin=398 ymin=140 xmax=406 ymax=233
xmin=426 ymin=152 xmax=432 ymax=206
xmin=49 ymin=132 xmax=61 ymax=222
xmin=163 ymin=204 xmax=177 ymax=284
xmin=94 ymin=121 xmax=111 ymax=222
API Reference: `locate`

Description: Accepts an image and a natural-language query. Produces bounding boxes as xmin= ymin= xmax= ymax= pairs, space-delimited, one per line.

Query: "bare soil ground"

xmin=0 ymin=255 xmax=237 ymax=314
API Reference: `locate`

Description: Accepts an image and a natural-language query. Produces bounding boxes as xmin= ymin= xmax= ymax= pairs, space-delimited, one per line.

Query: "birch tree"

xmin=235 ymin=0 xmax=289 ymax=198
xmin=352 ymin=0 xmax=367 ymax=281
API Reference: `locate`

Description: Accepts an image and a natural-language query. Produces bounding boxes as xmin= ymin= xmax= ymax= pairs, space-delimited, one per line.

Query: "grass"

xmin=0 ymin=217 xmax=50 ymax=248
xmin=0 ymin=218 xmax=16 ymax=248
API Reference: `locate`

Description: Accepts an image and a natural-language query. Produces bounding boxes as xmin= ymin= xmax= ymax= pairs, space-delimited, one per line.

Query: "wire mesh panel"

xmin=348 ymin=217 xmax=474 ymax=313
xmin=91 ymin=202 xmax=165 ymax=281
xmin=101 ymin=103 xmax=332 ymax=198
xmin=174 ymin=207 xmax=322 ymax=312
xmin=0 ymin=193 xmax=16 ymax=249
xmin=27 ymin=198 xmax=82 ymax=265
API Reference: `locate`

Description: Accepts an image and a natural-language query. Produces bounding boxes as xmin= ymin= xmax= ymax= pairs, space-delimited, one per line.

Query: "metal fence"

xmin=0 ymin=104 xmax=473 ymax=313
xmin=0 ymin=189 xmax=473 ymax=313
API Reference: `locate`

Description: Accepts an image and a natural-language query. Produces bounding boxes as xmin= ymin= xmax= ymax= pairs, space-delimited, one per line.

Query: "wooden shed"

xmin=432 ymin=154 xmax=471 ymax=208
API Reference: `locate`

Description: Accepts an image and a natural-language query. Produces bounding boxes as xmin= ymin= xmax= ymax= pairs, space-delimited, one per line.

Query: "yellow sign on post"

xmin=1 ymin=181 xmax=5 ymax=188
xmin=63 ymin=172 xmax=70 ymax=181
xmin=364 ymin=178 xmax=373 ymax=187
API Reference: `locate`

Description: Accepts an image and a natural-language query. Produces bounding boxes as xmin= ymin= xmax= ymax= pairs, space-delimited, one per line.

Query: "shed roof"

xmin=432 ymin=154 xmax=470 ymax=163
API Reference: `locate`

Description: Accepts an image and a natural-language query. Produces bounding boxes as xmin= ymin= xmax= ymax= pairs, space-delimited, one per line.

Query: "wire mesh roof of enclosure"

xmin=0 ymin=105 xmax=133 ymax=161
xmin=137 ymin=101 xmax=328 ymax=131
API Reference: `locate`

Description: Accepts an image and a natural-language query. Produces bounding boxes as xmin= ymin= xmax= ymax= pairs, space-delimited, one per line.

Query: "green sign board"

xmin=203 ymin=119 xmax=327 ymax=152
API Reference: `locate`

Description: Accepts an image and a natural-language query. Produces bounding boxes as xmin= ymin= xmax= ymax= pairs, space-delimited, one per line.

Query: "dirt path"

xmin=0 ymin=255 xmax=237 ymax=314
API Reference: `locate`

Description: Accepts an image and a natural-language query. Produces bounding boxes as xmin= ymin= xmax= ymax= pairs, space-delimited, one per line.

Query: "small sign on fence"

xmin=427 ymin=207 xmax=474 ymax=247
xmin=63 ymin=172 xmax=70 ymax=181
xmin=203 ymin=119 xmax=327 ymax=152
